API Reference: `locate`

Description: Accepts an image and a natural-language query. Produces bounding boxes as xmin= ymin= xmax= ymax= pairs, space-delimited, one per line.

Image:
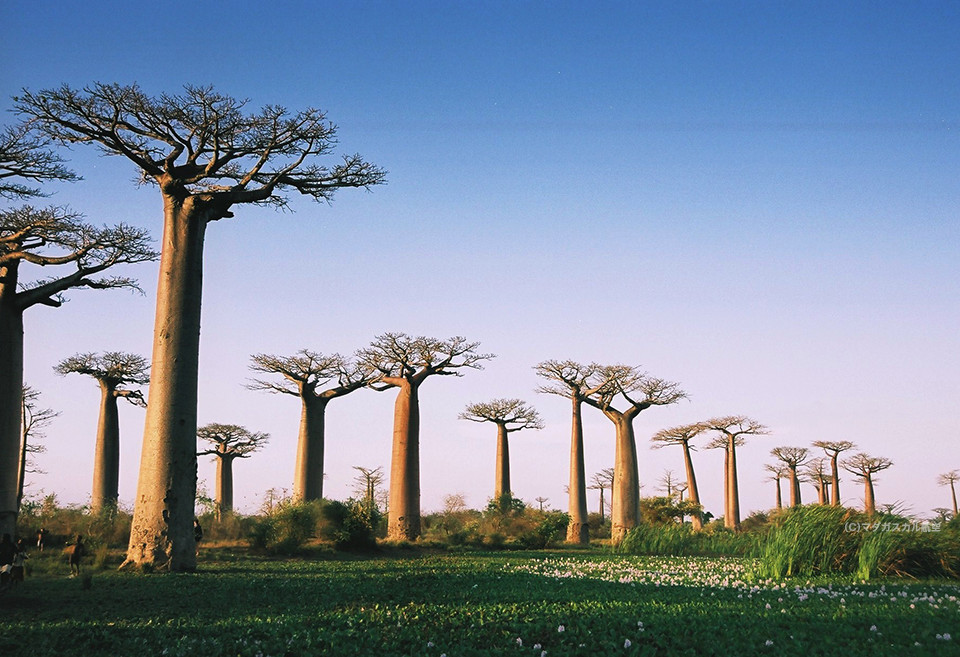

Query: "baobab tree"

xmin=352 ymin=466 xmax=386 ymax=519
xmin=651 ymin=422 xmax=706 ymax=529
xmin=0 ymin=123 xmax=77 ymax=199
xmin=358 ymin=333 xmax=493 ymax=541
xmin=764 ymin=463 xmax=786 ymax=510
xmin=535 ymin=360 xmax=612 ymax=544
xmin=937 ymin=470 xmax=958 ymax=518
xmin=16 ymin=83 xmax=385 ymax=571
xmin=249 ymin=350 xmax=373 ymax=501
xmin=803 ymin=457 xmax=831 ymax=505
xmin=581 ymin=365 xmax=687 ymax=543
xmin=841 ymin=452 xmax=893 ymax=517
xmin=812 ymin=440 xmax=856 ymax=506
xmin=701 ymin=416 xmax=769 ymax=529
xmin=589 ymin=468 xmax=614 ymax=520
xmin=197 ymin=424 xmax=269 ymax=520
xmin=55 ymin=352 xmax=149 ymax=514
xmin=18 ymin=385 xmax=56 ymax=507
xmin=460 ymin=398 xmax=543 ymax=509
xmin=770 ymin=446 xmax=809 ymax=508
xmin=0 ymin=205 xmax=155 ymax=537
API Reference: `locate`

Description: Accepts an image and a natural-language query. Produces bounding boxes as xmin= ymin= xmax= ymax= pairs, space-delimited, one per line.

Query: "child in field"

xmin=68 ymin=535 xmax=85 ymax=576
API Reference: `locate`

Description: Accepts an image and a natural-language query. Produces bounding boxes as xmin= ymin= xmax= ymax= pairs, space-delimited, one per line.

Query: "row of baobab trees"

xmin=1 ymin=83 xmax=955 ymax=574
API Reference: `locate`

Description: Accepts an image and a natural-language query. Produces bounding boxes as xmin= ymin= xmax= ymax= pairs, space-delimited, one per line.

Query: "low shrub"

xmin=248 ymin=500 xmax=322 ymax=555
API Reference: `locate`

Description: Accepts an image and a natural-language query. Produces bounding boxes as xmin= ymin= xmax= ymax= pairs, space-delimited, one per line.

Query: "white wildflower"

xmin=558 ymin=625 xmax=565 ymax=633
xmin=765 ymin=640 xmax=774 ymax=646
xmin=624 ymin=639 xmax=632 ymax=648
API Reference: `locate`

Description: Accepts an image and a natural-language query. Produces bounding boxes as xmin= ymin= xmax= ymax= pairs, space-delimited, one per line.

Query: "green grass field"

xmin=2 ymin=549 xmax=958 ymax=656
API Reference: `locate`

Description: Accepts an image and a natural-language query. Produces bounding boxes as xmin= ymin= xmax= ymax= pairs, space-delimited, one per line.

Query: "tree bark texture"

xmin=90 ymin=381 xmax=121 ymax=514
xmin=864 ymin=477 xmax=876 ymax=516
xmin=565 ymin=398 xmax=589 ymax=544
xmin=125 ymin=198 xmax=207 ymax=571
xmin=610 ymin=414 xmax=641 ymax=543
xmin=726 ymin=439 xmax=741 ymax=529
xmin=388 ymin=381 xmax=420 ymax=541
xmin=494 ymin=423 xmax=511 ymax=503
xmin=681 ymin=441 xmax=702 ymax=530
xmin=830 ymin=455 xmax=841 ymax=506
xmin=0 ymin=291 xmax=24 ymax=538
xmin=788 ymin=466 xmax=800 ymax=507
xmin=293 ymin=396 xmax=327 ymax=501
xmin=215 ymin=456 xmax=234 ymax=520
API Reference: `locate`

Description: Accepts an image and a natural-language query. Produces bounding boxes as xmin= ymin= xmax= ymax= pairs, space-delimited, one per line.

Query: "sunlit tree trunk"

xmin=91 ymin=381 xmax=121 ymax=514
xmin=0 ymin=270 xmax=24 ymax=538
xmin=388 ymin=380 xmax=420 ymax=541
xmin=830 ymin=456 xmax=841 ymax=506
xmin=293 ymin=396 xmax=328 ymax=501
xmin=773 ymin=475 xmax=782 ymax=510
xmin=566 ymin=398 xmax=589 ymax=544
xmin=864 ymin=476 xmax=876 ymax=517
xmin=126 ymin=196 xmax=208 ymax=571
xmin=680 ymin=440 xmax=702 ymax=530
xmin=726 ymin=438 xmax=741 ymax=529
xmin=610 ymin=414 xmax=641 ymax=543
xmin=788 ymin=464 xmax=800 ymax=507
xmin=950 ymin=482 xmax=958 ymax=518
xmin=494 ymin=422 xmax=510 ymax=503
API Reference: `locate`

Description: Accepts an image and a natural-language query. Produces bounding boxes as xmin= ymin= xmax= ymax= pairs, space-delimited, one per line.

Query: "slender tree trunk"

xmin=774 ymin=476 xmax=782 ymax=510
xmin=722 ymin=447 xmax=730 ymax=527
xmin=864 ymin=476 xmax=876 ymax=516
xmin=125 ymin=198 xmax=208 ymax=571
xmin=788 ymin=466 xmax=799 ymax=507
xmin=794 ymin=472 xmax=802 ymax=506
xmin=598 ymin=487 xmax=605 ymax=520
xmin=816 ymin=478 xmax=826 ymax=505
xmin=951 ymin=482 xmax=958 ymax=518
xmin=0 ymin=285 xmax=24 ymax=538
xmin=681 ymin=440 xmax=702 ymax=530
xmin=215 ymin=455 xmax=234 ymax=520
xmin=566 ymin=398 xmax=589 ymax=544
xmin=91 ymin=382 xmax=121 ymax=514
xmin=830 ymin=454 xmax=841 ymax=506
xmin=494 ymin=423 xmax=511 ymax=504
xmin=727 ymin=439 xmax=741 ymax=529
xmin=388 ymin=380 xmax=420 ymax=540
xmin=610 ymin=414 xmax=641 ymax=543
xmin=293 ymin=396 xmax=327 ymax=501
xmin=16 ymin=394 xmax=27 ymax=509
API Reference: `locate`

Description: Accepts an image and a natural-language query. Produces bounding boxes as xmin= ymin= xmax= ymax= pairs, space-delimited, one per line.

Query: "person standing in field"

xmin=36 ymin=528 xmax=48 ymax=552
xmin=11 ymin=539 xmax=27 ymax=586
xmin=69 ymin=535 xmax=85 ymax=576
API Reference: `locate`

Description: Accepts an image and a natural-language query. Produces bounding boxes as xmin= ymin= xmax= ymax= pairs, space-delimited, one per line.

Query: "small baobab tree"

xmin=460 ymin=398 xmax=543 ymax=510
xmin=197 ymin=424 xmax=269 ymax=520
xmin=804 ymin=457 xmax=831 ymax=505
xmin=16 ymin=83 xmax=385 ymax=571
xmin=358 ymin=333 xmax=493 ymax=541
xmin=651 ymin=422 xmax=706 ymax=529
xmin=701 ymin=416 xmax=769 ymax=529
xmin=589 ymin=468 xmax=614 ymax=520
xmin=658 ymin=470 xmax=678 ymax=498
xmin=764 ymin=463 xmax=787 ymax=510
xmin=812 ymin=440 xmax=856 ymax=506
xmin=352 ymin=465 xmax=386 ymax=521
xmin=55 ymin=352 xmax=148 ymax=514
xmin=535 ymin=360 xmax=612 ymax=544
xmin=0 ymin=206 xmax=155 ymax=537
xmin=770 ymin=446 xmax=809 ymax=508
xmin=841 ymin=452 xmax=893 ymax=517
xmin=18 ymin=385 xmax=56 ymax=507
xmin=249 ymin=350 xmax=373 ymax=501
xmin=582 ymin=365 xmax=687 ymax=543
xmin=937 ymin=470 xmax=958 ymax=518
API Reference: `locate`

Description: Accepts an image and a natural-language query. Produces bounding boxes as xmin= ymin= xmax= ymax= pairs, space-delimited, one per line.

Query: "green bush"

xmin=618 ymin=521 xmax=760 ymax=557
xmin=319 ymin=499 xmax=380 ymax=551
xmin=248 ymin=500 xmax=322 ymax=555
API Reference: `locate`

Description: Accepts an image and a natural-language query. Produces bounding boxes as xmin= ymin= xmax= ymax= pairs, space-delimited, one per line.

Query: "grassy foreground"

xmin=1 ymin=549 xmax=958 ymax=657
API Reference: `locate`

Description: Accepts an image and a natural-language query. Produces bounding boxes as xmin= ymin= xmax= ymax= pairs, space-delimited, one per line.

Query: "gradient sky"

xmin=3 ymin=1 xmax=958 ymax=520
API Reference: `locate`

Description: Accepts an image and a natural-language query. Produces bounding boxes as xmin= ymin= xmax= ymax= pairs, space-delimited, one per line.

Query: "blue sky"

xmin=3 ymin=1 xmax=958 ymax=519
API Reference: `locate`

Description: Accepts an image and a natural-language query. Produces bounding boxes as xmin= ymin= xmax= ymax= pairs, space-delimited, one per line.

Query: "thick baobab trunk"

xmin=0 ymin=292 xmax=24 ymax=539
xmin=726 ymin=439 xmax=741 ymax=529
xmin=788 ymin=466 xmax=800 ymax=507
xmin=816 ymin=478 xmax=827 ymax=505
xmin=293 ymin=396 xmax=327 ymax=501
xmin=864 ymin=477 xmax=876 ymax=517
xmin=125 ymin=198 xmax=207 ymax=571
xmin=91 ymin=382 xmax=121 ymax=514
xmin=388 ymin=381 xmax=420 ymax=540
xmin=494 ymin=423 xmax=511 ymax=504
xmin=681 ymin=441 xmax=702 ymax=530
xmin=830 ymin=455 xmax=841 ymax=506
xmin=215 ymin=456 xmax=234 ymax=520
xmin=610 ymin=415 xmax=641 ymax=544
xmin=566 ymin=398 xmax=589 ymax=544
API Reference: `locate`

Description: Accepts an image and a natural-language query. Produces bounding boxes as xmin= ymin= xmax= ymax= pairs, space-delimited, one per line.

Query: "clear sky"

xmin=3 ymin=1 xmax=958 ymax=520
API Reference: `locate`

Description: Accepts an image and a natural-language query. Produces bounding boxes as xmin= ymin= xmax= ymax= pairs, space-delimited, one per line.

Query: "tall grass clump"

xmin=757 ymin=505 xmax=860 ymax=578
xmin=856 ymin=518 xmax=960 ymax=580
xmin=248 ymin=500 xmax=323 ymax=554
xmin=617 ymin=522 xmax=760 ymax=557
